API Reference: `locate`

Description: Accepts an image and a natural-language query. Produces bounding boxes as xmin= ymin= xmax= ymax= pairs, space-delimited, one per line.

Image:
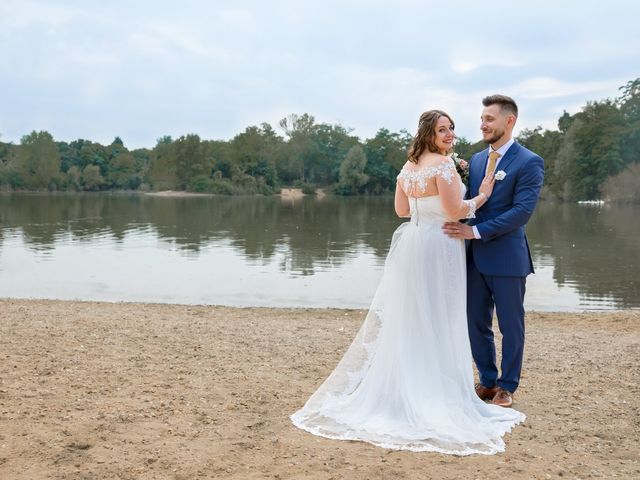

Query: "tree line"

xmin=0 ymin=78 xmax=637 ymax=201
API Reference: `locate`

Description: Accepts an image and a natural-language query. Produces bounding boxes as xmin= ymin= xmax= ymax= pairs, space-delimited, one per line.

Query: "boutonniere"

xmin=450 ymin=152 xmax=469 ymax=186
xmin=494 ymin=170 xmax=507 ymax=181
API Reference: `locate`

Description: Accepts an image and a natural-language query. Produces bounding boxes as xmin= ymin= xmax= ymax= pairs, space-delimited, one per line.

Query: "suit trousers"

xmin=466 ymin=247 xmax=526 ymax=393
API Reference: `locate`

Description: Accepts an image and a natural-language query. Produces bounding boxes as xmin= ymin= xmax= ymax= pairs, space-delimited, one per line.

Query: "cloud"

xmin=1 ymin=1 xmax=639 ymax=147
xmin=510 ymin=77 xmax=628 ymax=101
xmin=0 ymin=0 xmax=80 ymax=30
xmin=451 ymin=59 xmax=524 ymax=75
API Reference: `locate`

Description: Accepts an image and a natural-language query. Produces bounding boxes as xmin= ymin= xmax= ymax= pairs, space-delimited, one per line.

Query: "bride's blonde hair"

xmin=407 ymin=110 xmax=455 ymax=163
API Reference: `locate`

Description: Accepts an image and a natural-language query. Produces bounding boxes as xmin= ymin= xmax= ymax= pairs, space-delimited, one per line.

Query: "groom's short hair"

xmin=483 ymin=95 xmax=518 ymax=118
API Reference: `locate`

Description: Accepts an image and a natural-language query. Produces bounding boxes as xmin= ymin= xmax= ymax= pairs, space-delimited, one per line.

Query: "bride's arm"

xmin=435 ymin=162 xmax=491 ymax=220
xmin=394 ymin=182 xmax=410 ymax=217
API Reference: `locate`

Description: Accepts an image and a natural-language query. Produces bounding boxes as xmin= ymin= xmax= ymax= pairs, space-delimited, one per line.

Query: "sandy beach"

xmin=0 ymin=299 xmax=638 ymax=479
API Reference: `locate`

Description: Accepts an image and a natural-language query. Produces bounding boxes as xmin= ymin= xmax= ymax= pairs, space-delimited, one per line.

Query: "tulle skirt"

xmin=291 ymin=220 xmax=525 ymax=455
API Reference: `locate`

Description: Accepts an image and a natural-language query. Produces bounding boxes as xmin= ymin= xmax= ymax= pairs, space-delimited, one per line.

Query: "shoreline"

xmin=1 ymin=188 xmax=330 ymax=199
xmin=148 ymin=188 xmax=316 ymax=199
xmin=0 ymin=296 xmax=640 ymax=316
xmin=2 ymin=190 xmax=639 ymax=204
xmin=1 ymin=299 xmax=638 ymax=479
xmin=3 ymin=295 xmax=636 ymax=313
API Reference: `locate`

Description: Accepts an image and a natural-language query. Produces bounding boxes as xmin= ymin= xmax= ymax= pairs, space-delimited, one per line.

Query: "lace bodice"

xmin=397 ymin=159 xmax=477 ymax=221
xmin=397 ymin=159 xmax=456 ymax=195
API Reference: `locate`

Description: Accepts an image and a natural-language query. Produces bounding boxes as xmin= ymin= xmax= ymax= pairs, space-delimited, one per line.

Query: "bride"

xmin=291 ymin=110 xmax=525 ymax=455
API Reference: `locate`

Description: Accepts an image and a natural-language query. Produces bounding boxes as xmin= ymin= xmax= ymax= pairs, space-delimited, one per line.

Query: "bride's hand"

xmin=478 ymin=172 xmax=496 ymax=199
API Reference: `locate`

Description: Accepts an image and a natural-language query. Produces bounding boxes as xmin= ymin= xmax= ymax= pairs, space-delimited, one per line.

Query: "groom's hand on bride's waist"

xmin=442 ymin=222 xmax=475 ymax=240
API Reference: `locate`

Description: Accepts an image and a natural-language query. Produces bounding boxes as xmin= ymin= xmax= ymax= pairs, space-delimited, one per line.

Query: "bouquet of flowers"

xmin=451 ymin=152 xmax=469 ymax=186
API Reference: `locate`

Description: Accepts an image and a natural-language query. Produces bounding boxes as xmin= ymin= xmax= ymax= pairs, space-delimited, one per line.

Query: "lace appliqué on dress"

xmin=463 ymin=199 xmax=477 ymax=219
xmin=397 ymin=159 xmax=456 ymax=193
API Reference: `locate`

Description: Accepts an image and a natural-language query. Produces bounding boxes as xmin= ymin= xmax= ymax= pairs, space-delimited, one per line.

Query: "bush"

xmin=231 ymin=174 xmax=275 ymax=195
xmin=210 ymin=178 xmax=236 ymax=195
xmin=188 ymin=175 xmax=237 ymax=195
xmin=188 ymin=175 xmax=213 ymax=193
xmin=301 ymin=183 xmax=316 ymax=195
xmin=293 ymin=181 xmax=316 ymax=195
xmin=124 ymin=175 xmax=142 ymax=190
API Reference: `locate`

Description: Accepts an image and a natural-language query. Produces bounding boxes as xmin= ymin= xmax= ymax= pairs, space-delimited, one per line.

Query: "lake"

xmin=0 ymin=193 xmax=637 ymax=311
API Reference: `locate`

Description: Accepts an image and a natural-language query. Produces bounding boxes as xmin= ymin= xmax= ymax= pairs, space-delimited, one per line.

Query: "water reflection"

xmin=527 ymin=201 xmax=639 ymax=309
xmin=0 ymin=193 xmax=638 ymax=310
xmin=0 ymin=194 xmax=399 ymax=274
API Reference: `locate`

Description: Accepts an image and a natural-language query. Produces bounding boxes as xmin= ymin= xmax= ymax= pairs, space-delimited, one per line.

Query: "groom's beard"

xmin=482 ymin=128 xmax=506 ymax=145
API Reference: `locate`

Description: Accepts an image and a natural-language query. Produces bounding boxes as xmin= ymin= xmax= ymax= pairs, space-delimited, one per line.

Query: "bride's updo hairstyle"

xmin=407 ymin=109 xmax=455 ymax=163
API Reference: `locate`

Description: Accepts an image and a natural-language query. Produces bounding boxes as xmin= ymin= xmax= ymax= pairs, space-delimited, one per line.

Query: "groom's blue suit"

xmin=466 ymin=142 xmax=544 ymax=393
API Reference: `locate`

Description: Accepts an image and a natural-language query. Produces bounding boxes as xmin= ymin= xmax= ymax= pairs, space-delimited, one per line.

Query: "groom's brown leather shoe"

xmin=492 ymin=388 xmax=514 ymax=408
xmin=475 ymin=383 xmax=499 ymax=401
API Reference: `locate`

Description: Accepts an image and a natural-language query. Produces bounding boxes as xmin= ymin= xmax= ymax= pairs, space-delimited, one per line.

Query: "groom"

xmin=443 ymin=95 xmax=544 ymax=407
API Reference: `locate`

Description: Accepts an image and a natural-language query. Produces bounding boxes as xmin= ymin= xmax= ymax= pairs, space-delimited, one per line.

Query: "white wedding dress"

xmin=291 ymin=160 xmax=525 ymax=455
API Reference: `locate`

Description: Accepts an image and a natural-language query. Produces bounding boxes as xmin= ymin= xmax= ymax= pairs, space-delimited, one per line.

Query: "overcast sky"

xmin=1 ymin=0 xmax=639 ymax=149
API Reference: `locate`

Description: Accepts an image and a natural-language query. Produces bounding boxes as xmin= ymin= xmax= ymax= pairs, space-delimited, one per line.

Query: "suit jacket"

xmin=467 ymin=142 xmax=544 ymax=277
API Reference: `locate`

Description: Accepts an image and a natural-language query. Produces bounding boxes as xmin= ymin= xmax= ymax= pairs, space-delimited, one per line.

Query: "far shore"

xmin=0 ymin=298 xmax=638 ymax=479
xmin=147 ymin=188 xmax=326 ymax=199
xmin=0 ymin=188 xmax=323 ymax=199
xmin=2 ymin=189 xmax=638 ymax=205
xmin=144 ymin=190 xmax=213 ymax=197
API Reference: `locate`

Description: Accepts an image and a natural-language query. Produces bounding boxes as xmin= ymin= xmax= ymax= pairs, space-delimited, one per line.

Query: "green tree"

xmin=569 ymin=100 xmax=626 ymax=199
xmin=66 ymin=165 xmax=82 ymax=190
xmin=336 ymin=145 xmax=369 ymax=194
xmin=278 ymin=113 xmax=317 ymax=183
xmin=79 ymin=143 xmax=109 ymax=177
xmin=311 ymin=123 xmax=360 ymax=185
xmin=516 ymin=127 xmax=562 ymax=196
xmin=454 ymin=137 xmax=486 ymax=160
xmin=147 ymin=136 xmax=178 ymax=190
xmin=174 ymin=134 xmax=211 ymax=190
xmin=363 ymin=128 xmax=411 ymax=194
xmin=16 ymin=131 xmax=61 ymax=189
xmin=82 ymin=164 xmax=105 ymax=190
xmin=131 ymin=148 xmax=151 ymax=189
xmin=558 ymin=110 xmax=574 ymax=134
xmin=107 ymin=136 xmax=126 ymax=161
xmin=617 ymin=78 xmax=640 ymax=166
xmin=0 ymin=137 xmax=20 ymax=187
xmin=108 ymin=151 xmax=139 ymax=189
xmin=229 ymin=123 xmax=282 ymax=189
xmin=207 ymin=139 xmax=236 ymax=179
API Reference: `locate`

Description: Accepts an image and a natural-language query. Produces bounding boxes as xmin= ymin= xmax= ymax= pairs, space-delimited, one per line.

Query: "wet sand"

xmin=0 ymin=299 xmax=638 ymax=479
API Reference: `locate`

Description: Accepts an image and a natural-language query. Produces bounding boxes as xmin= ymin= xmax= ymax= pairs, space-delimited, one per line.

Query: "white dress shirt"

xmin=472 ymin=138 xmax=515 ymax=239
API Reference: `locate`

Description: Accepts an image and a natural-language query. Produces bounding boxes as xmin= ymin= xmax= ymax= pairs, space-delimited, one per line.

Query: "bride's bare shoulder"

xmin=415 ymin=153 xmax=453 ymax=169
xmin=400 ymin=160 xmax=413 ymax=170
xmin=398 ymin=160 xmax=418 ymax=174
xmin=398 ymin=155 xmax=454 ymax=179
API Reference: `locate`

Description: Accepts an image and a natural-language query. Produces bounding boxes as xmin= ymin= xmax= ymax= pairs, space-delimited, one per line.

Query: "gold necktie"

xmin=487 ymin=151 xmax=501 ymax=175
